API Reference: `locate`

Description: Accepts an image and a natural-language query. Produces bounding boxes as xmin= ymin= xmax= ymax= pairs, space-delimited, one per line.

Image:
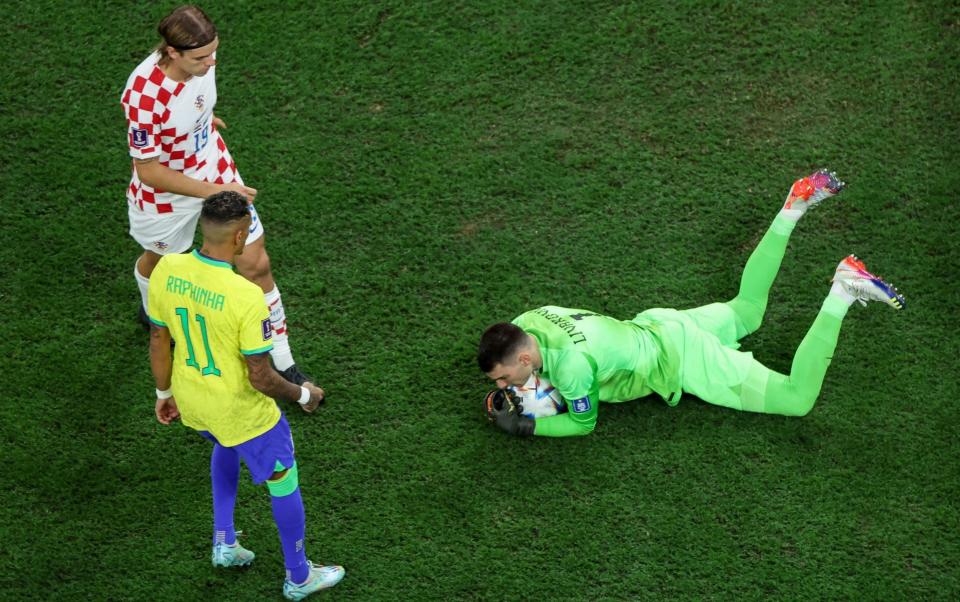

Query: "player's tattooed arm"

xmin=149 ymin=322 xmax=180 ymax=424
xmin=245 ymin=352 xmax=323 ymax=409
xmin=149 ymin=322 xmax=173 ymax=390
xmin=245 ymin=352 xmax=301 ymax=401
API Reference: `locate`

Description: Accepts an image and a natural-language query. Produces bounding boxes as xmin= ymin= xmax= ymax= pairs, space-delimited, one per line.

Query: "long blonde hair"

xmin=154 ymin=5 xmax=217 ymax=64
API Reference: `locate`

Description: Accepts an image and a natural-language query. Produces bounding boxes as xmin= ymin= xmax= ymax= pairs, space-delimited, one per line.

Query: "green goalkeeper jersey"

xmin=512 ymin=306 xmax=681 ymax=437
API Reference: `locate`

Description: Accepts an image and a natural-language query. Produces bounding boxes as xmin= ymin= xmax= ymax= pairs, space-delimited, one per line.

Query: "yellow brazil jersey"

xmin=147 ymin=249 xmax=280 ymax=446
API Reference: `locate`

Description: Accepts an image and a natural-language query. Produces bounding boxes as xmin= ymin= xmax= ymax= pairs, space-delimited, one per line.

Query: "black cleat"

xmin=278 ymin=363 xmax=310 ymax=385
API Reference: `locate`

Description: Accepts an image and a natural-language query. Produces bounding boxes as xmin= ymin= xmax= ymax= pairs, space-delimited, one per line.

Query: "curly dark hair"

xmin=201 ymin=191 xmax=249 ymax=225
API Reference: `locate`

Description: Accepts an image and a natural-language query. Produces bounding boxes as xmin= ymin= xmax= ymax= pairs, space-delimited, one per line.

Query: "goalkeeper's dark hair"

xmin=477 ymin=323 xmax=527 ymax=372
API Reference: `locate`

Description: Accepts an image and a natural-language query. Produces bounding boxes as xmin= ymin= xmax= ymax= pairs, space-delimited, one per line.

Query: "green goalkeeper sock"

xmin=726 ymin=213 xmax=795 ymax=339
xmin=741 ymin=294 xmax=849 ymax=416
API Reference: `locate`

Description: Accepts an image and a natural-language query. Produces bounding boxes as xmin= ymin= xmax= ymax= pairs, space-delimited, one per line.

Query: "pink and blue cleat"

xmin=832 ymin=255 xmax=906 ymax=310
xmin=784 ymin=169 xmax=846 ymax=211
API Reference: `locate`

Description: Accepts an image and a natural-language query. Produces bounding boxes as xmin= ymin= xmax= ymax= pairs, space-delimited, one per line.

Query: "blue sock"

xmin=210 ymin=444 xmax=239 ymax=546
xmin=271 ymin=487 xmax=309 ymax=583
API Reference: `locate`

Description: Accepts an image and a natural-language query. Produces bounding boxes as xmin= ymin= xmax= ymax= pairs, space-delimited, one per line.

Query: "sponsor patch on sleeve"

xmin=261 ymin=318 xmax=273 ymax=341
xmin=571 ymin=396 xmax=592 ymax=413
xmin=131 ymin=127 xmax=149 ymax=148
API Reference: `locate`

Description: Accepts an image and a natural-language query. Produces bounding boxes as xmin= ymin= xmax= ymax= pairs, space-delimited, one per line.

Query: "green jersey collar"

xmin=192 ymin=249 xmax=233 ymax=269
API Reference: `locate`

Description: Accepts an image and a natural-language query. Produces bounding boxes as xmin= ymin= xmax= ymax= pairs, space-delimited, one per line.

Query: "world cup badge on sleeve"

xmin=261 ymin=318 xmax=273 ymax=341
xmin=571 ymin=396 xmax=592 ymax=413
xmin=131 ymin=127 xmax=149 ymax=148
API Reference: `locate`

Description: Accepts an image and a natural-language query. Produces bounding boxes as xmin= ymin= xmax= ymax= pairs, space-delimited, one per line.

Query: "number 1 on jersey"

xmin=175 ymin=307 xmax=221 ymax=377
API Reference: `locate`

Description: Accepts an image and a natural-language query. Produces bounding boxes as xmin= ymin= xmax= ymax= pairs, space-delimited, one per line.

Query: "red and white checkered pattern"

xmin=121 ymin=53 xmax=240 ymax=214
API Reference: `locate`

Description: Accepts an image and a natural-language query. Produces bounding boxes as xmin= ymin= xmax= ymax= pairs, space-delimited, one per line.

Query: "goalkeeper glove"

xmin=483 ymin=389 xmax=535 ymax=437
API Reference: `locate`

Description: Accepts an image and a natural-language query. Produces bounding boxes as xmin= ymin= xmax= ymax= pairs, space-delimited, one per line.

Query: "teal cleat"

xmin=283 ymin=561 xmax=345 ymax=600
xmin=211 ymin=542 xmax=256 ymax=568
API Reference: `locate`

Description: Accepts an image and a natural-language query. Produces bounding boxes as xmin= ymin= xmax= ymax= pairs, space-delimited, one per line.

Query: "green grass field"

xmin=2 ymin=1 xmax=958 ymax=599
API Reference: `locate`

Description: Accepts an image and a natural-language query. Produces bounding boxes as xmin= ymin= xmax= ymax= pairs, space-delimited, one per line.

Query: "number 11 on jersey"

xmin=175 ymin=307 xmax=221 ymax=376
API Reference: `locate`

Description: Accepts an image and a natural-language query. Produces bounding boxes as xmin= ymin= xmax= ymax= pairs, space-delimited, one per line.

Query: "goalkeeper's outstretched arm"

xmin=532 ymin=394 xmax=598 ymax=437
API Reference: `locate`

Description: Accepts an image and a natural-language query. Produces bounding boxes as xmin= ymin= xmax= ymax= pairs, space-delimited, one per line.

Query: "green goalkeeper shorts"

xmin=640 ymin=304 xmax=762 ymax=411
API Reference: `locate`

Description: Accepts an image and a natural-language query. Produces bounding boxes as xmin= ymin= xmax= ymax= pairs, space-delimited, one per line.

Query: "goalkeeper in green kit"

xmin=478 ymin=170 xmax=907 ymax=437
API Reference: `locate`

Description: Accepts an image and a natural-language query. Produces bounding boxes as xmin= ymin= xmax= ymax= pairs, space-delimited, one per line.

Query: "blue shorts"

xmin=198 ymin=413 xmax=296 ymax=484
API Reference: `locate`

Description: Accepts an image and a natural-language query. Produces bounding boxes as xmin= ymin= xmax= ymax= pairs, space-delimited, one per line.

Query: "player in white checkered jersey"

xmin=121 ymin=5 xmax=318 ymax=393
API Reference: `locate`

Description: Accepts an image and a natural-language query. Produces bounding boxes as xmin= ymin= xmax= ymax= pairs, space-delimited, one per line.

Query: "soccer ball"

xmin=510 ymin=373 xmax=566 ymax=418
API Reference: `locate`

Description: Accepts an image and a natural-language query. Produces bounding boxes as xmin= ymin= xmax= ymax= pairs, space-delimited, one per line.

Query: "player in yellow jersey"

xmin=126 ymin=5 xmax=313 ymax=389
xmin=148 ymin=191 xmax=344 ymax=600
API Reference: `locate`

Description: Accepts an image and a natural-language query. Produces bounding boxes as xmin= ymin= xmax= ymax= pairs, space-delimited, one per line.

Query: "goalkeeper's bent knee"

xmin=266 ymin=461 xmax=299 ymax=497
xmin=745 ymin=370 xmax=817 ymax=417
xmin=726 ymin=297 xmax=765 ymax=339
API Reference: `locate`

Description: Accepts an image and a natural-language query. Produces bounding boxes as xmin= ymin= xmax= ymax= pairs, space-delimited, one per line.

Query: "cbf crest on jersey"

xmin=131 ymin=127 xmax=149 ymax=148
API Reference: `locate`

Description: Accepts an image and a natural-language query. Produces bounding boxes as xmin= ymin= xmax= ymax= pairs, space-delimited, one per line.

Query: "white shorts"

xmin=128 ymin=199 xmax=265 ymax=255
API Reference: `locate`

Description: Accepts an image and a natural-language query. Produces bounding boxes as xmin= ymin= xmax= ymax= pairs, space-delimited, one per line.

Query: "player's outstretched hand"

xmin=156 ymin=396 xmax=180 ymax=425
xmin=484 ymin=389 xmax=535 ymax=437
xmin=301 ymin=383 xmax=325 ymax=413
xmin=220 ymin=182 xmax=258 ymax=203
xmin=212 ymin=115 xmax=227 ymax=130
